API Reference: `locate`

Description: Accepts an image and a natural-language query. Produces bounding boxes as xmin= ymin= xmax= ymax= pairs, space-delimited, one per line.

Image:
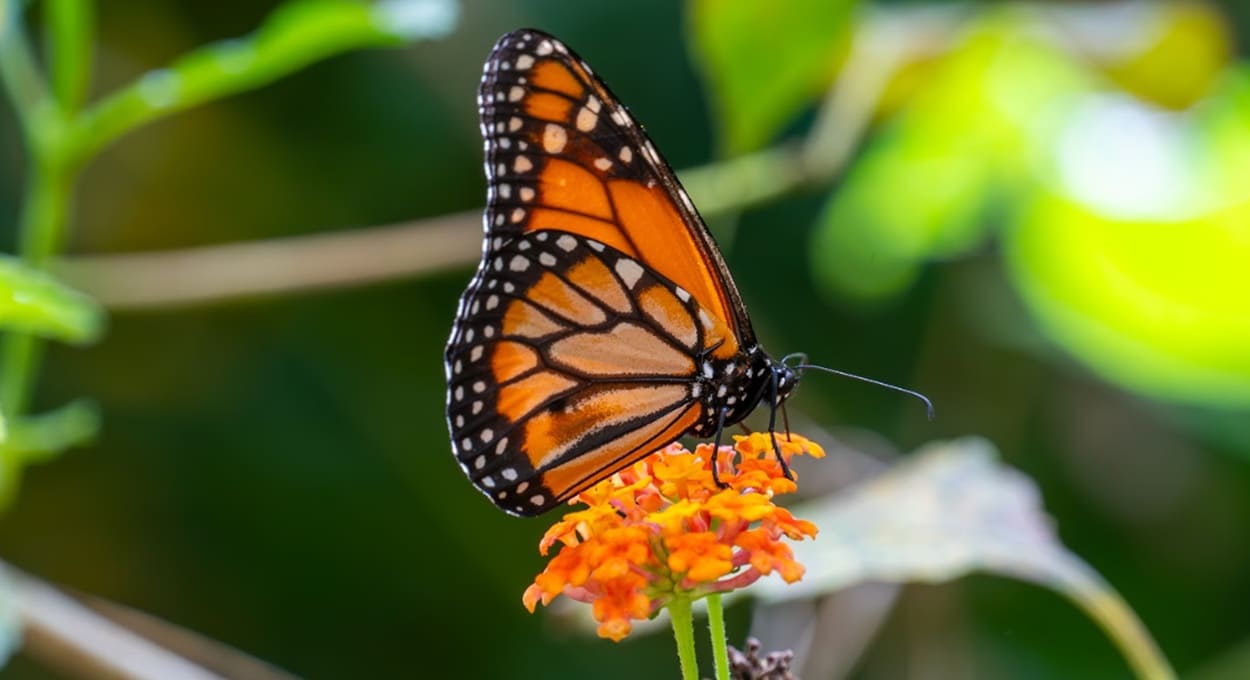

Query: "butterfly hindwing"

xmin=448 ymin=230 xmax=720 ymax=515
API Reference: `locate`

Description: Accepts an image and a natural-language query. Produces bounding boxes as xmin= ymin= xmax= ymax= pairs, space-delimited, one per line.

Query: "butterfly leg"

xmin=711 ymin=406 xmax=729 ymax=488
xmin=768 ymin=368 xmax=796 ymax=482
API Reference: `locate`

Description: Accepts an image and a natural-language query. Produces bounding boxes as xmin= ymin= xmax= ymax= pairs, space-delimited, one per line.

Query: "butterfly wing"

xmin=477 ymin=29 xmax=755 ymax=350
xmin=447 ymin=29 xmax=762 ymax=516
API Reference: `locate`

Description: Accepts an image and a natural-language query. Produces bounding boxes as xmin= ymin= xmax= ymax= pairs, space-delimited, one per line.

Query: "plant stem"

xmin=707 ymin=593 xmax=731 ymax=680
xmin=669 ymin=598 xmax=699 ymax=680
xmin=43 ymin=0 xmax=92 ymax=114
xmin=0 ymin=0 xmax=48 ymax=135
xmin=2 ymin=153 xmax=76 ymax=414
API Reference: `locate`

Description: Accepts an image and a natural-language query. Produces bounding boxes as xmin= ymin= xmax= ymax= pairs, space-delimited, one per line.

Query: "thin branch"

xmin=0 ymin=0 xmax=51 ymax=137
xmin=54 ymin=209 xmax=484 ymax=309
xmin=4 ymin=561 xmax=296 ymax=680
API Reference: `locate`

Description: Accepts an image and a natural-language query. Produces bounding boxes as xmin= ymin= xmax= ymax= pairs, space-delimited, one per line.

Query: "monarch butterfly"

xmin=445 ymin=29 xmax=927 ymax=516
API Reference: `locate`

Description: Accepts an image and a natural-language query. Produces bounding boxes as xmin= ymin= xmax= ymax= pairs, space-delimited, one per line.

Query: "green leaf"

xmin=0 ymin=256 xmax=103 ymax=344
xmin=0 ymin=400 xmax=100 ymax=512
xmin=752 ymin=438 xmax=1175 ymax=680
xmin=689 ymin=0 xmax=857 ymax=155
xmin=4 ymin=399 xmax=99 ymax=464
xmin=70 ymin=0 xmax=459 ymax=159
xmin=1004 ymin=70 xmax=1250 ymax=409
xmin=809 ymin=19 xmax=1093 ymax=302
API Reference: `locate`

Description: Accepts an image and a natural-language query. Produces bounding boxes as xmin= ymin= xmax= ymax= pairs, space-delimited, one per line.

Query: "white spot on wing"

xmin=576 ymin=107 xmax=597 ymax=132
xmin=556 ymin=235 xmax=577 ymax=251
xmin=543 ymin=124 xmax=567 ymax=153
xmin=615 ymin=259 xmax=644 ymax=288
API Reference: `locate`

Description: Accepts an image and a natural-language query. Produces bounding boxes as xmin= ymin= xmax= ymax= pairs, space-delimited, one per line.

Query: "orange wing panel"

xmin=525 ymin=384 xmax=691 ymax=469
xmin=491 ymin=340 xmax=540 ymax=384
xmin=565 ymin=256 xmax=633 ymax=314
xmin=523 ymin=92 xmax=575 ymax=123
xmin=523 ymin=209 xmax=635 ymax=256
xmin=547 ymin=322 xmax=695 ymax=377
xmin=607 ymin=179 xmax=735 ymax=329
xmin=538 ymin=404 xmax=701 ymax=501
xmin=530 ymin=61 xmax=586 ymax=98
xmin=496 ymin=371 xmax=579 ymax=423
xmin=536 ymin=159 xmax=614 ymax=220
xmin=502 ymin=298 xmax=567 ymax=339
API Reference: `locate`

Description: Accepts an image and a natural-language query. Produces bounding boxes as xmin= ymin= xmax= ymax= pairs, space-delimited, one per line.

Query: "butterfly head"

xmin=773 ymin=352 xmax=803 ymax=404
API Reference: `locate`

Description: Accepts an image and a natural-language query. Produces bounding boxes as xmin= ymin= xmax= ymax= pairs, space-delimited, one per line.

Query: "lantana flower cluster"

xmin=523 ymin=433 xmax=823 ymax=641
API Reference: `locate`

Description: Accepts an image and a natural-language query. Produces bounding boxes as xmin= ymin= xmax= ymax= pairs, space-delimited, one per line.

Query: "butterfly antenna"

xmin=791 ymin=362 xmax=935 ymax=420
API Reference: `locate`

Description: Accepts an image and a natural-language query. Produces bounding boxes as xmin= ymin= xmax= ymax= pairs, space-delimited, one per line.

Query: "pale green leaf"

xmin=1004 ymin=70 xmax=1250 ymax=409
xmin=0 ymin=256 xmax=103 ymax=344
xmin=0 ymin=400 xmax=100 ymax=512
xmin=809 ymin=18 xmax=1093 ymax=302
xmin=753 ymin=438 xmax=1174 ymax=679
xmin=689 ymin=0 xmax=857 ymax=154
xmin=71 ymin=0 xmax=459 ymax=158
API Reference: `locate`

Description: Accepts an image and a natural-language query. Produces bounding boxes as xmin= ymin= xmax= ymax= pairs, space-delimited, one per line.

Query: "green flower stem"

xmin=1 ymin=148 xmax=78 ymax=414
xmin=707 ymin=593 xmax=731 ymax=680
xmin=1061 ymin=577 xmax=1177 ymax=679
xmin=43 ymin=0 xmax=92 ymax=113
xmin=669 ymin=597 xmax=699 ymax=680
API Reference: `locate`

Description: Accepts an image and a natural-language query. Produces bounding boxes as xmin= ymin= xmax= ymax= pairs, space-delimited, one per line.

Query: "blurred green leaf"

xmin=0 ymin=256 xmax=103 ymax=344
xmin=1098 ymin=1 xmax=1232 ymax=110
xmin=44 ymin=0 xmax=94 ymax=114
xmin=71 ymin=0 xmax=459 ymax=158
xmin=0 ymin=400 xmax=99 ymax=511
xmin=809 ymin=18 xmax=1092 ymax=301
xmin=4 ymin=399 xmax=99 ymax=464
xmin=1006 ymin=194 xmax=1250 ymax=408
xmin=1005 ymin=70 xmax=1250 ymax=409
xmin=753 ymin=437 xmax=1174 ymax=679
xmin=689 ymin=0 xmax=856 ymax=155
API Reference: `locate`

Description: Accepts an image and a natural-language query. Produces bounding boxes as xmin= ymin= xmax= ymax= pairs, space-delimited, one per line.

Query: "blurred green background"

xmin=2 ymin=0 xmax=1249 ymax=677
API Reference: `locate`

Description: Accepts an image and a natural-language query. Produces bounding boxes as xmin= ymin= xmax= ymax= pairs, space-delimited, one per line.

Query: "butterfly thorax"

xmin=689 ymin=346 xmax=798 ymax=437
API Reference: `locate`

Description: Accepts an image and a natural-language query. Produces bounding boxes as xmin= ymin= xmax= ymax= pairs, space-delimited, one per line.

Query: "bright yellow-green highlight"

xmin=1008 ymin=193 xmax=1250 ymax=407
xmin=811 ymin=18 xmax=1092 ymax=301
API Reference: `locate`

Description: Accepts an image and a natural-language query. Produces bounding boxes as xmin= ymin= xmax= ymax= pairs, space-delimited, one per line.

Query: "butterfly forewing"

xmin=448 ymin=29 xmax=789 ymax=515
xmin=477 ymin=29 xmax=754 ymax=347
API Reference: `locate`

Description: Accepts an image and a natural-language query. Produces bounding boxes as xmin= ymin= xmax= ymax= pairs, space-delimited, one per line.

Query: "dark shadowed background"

xmin=1 ymin=0 xmax=1249 ymax=678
